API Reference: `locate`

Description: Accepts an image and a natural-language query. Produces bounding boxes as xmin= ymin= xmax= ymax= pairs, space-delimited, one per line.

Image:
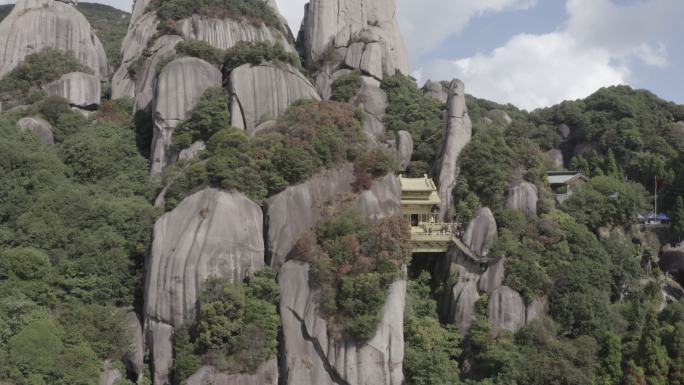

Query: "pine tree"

xmin=605 ymin=149 xmax=619 ymax=177
xmin=670 ymin=196 xmax=684 ymax=244
xmin=636 ymin=309 xmax=669 ymax=385
xmin=596 ymin=331 xmax=623 ymax=385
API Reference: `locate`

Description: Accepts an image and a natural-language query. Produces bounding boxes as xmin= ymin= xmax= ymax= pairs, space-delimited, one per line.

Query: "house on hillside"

xmin=547 ymin=171 xmax=589 ymax=204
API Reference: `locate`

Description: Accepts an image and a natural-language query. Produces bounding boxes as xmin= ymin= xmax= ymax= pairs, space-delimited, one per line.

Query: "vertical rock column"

xmin=434 ymin=79 xmax=473 ymax=221
xmin=144 ymin=188 xmax=265 ymax=385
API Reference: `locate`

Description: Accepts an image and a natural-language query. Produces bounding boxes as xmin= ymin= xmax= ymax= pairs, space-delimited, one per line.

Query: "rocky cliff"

xmin=279 ymin=261 xmax=405 ymax=385
xmin=144 ymin=188 xmax=265 ymax=384
xmin=434 ymin=79 xmax=473 ymax=221
xmin=0 ymin=0 xmax=108 ymax=79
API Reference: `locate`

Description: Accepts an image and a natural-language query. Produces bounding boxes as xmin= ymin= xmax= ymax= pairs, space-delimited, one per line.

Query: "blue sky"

xmin=3 ymin=0 xmax=682 ymax=110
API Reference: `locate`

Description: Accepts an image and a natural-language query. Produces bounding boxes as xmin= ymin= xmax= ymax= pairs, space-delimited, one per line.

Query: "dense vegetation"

xmin=331 ymin=70 xmax=363 ymax=103
xmin=151 ymin=0 xmax=283 ymax=32
xmin=172 ymin=268 xmax=280 ymax=384
xmin=0 ymin=49 xmax=92 ymax=106
xmin=381 ymin=74 xmax=445 ymax=177
xmin=380 ymin=74 xmax=684 ymax=385
xmin=294 ymin=212 xmax=411 ymax=340
xmin=0 ymin=95 xmax=158 ymax=385
xmin=165 ymin=95 xmax=392 ymax=209
xmin=172 ymin=40 xmax=300 ymax=74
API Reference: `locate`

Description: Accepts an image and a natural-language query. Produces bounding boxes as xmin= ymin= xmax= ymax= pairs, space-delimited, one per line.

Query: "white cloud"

xmin=419 ymin=0 xmax=684 ymax=110
xmin=397 ymin=0 xmax=538 ymax=58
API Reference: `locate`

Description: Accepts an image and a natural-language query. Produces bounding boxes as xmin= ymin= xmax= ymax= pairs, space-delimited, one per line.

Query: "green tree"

xmin=636 ymin=309 xmax=669 ymax=385
xmin=605 ymin=149 xmax=620 ymax=177
xmin=670 ymin=196 xmax=684 ymax=243
xmin=595 ymin=332 xmax=623 ymax=385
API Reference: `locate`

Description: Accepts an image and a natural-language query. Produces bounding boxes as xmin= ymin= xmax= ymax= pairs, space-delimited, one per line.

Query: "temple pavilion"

xmin=399 ymin=174 xmax=455 ymax=253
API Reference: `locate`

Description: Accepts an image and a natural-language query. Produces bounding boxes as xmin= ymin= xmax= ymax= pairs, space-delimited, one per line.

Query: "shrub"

xmin=296 ymin=213 xmax=411 ymax=341
xmin=331 ymin=70 xmax=362 ymax=102
xmin=222 ymin=41 xmax=300 ymax=76
xmin=153 ymin=0 xmax=283 ymax=32
xmin=39 ymin=96 xmax=71 ymax=125
xmin=0 ymin=49 xmax=92 ymax=103
xmin=171 ymin=268 xmax=280 ymax=382
xmin=164 ymin=100 xmax=370 ymax=206
xmin=175 ymin=40 xmax=225 ymax=67
xmin=171 ymin=87 xmax=230 ymax=152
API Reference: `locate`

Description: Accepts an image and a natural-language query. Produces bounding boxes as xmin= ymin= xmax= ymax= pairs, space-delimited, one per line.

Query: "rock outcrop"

xmin=463 ymin=207 xmax=497 ymax=257
xmin=488 ymin=286 xmax=526 ymax=332
xmin=0 ymin=0 xmax=108 ymax=79
xmin=144 ymin=188 xmax=264 ymax=384
xmin=186 ymin=359 xmax=278 ymax=385
xmin=479 ymin=256 xmax=506 ymax=294
xmin=558 ymin=123 xmax=571 ymax=139
xmin=422 ymin=80 xmax=447 ymax=103
xmin=176 ymin=16 xmax=293 ymax=51
xmin=266 ymin=165 xmax=400 ymax=269
xmin=547 ymin=149 xmax=564 ymax=168
xmin=280 ymin=261 xmax=404 ymax=385
xmin=437 ymin=247 xmax=481 ymax=333
xmin=299 ymin=0 xmax=409 ymax=80
xmin=357 ymin=76 xmax=388 ymax=144
xmin=150 ymin=57 xmax=222 ymax=175
xmin=99 ymin=361 xmax=122 ymax=385
xmin=125 ymin=311 xmax=144 ymax=383
xmin=229 ymin=63 xmax=320 ymax=133
xmin=434 ymin=79 xmax=473 ymax=221
xmin=45 ymin=72 xmax=101 ymax=108
xmin=112 ymin=2 xmax=292 ymax=101
xmin=506 ymin=182 xmax=538 ymax=218
xmin=396 ymin=130 xmax=413 ymax=171
xmin=177 ymin=141 xmax=206 ymax=162
xmin=525 ymin=296 xmax=549 ymax=324
xmin=16 ymin=117 xmax=53 ymax=145
xmin=490 ymin=109 xmax=512 ymax=125
xmin=133 ymin=35 xmax=183 ymax=113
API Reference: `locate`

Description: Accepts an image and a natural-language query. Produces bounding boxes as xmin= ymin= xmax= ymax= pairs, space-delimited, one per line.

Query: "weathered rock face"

xmin=111 ymin=12 xmax=160 ymax=99
xmin=134 ymin=35 xmax=183 ymax=113
xmin=266 ymin=164 xmax=400 ymax=269
xmin=396 ymin=130 xmax=413 ymax=171
xmin=186 ymin=359 xmax=278 ymax=385
xmin=16 ymin=117 xmax=53 ymax=145
xmin=506 ymin=182 xmax=538 ymax=218
xmin=177 ymin=140 xmax=206 ymax=162
xmin=45 ymin=72 xmax=100 ymax=108
xmin=357 ymin=76 xmax=389 ymax=144
xmin=125 ymin=311 xmax=144 ymax=383
xmin=525 ymin=296 xmax=549 ymax=324
xmin=229 ymin=63 xmax=320 ymax=133
xmin=479 ymin=256 xmax=506 ymax=295
xmin=437 ymin=247 xmax=482 ymax=333
xmin=280 ymin=261 xmax=404 ymax=385
xmin=547 ymin=149 xmax=564 ymax=168
xmin=434 ymin=79 xmax=473 ymax=221
xmin=99 ymin=361 xmax=122 ymax=385
xmin=112 ymin=4 xmax=292 ymax=101
xmin=488 ymin=286 xmax=526 ymax=333
xmin=150 ymin=57 xmax=222 ymax=175
xmin=144 ymin=188 xmax=264 ymax=384
xmin=422 ymin=80 xmax=447 ymax=103
xmin=176 ymin=16 xmax=293 ymax=51
xmin=490 ymin=109 xmax=512 ymax=125
xmin=463 ymin=207 xmax=497 ymax=257
xmin=0 ymin=0 xmax=108 ymax=79
xmin=300 ymin=0 xmax=409 ymax=80
xmin=558 ymin=123 xmax=571 ymax=139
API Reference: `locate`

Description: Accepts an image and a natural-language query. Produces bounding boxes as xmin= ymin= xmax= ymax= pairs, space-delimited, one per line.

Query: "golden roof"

xmin=399 ymin=174 xmax=437 ymax=192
